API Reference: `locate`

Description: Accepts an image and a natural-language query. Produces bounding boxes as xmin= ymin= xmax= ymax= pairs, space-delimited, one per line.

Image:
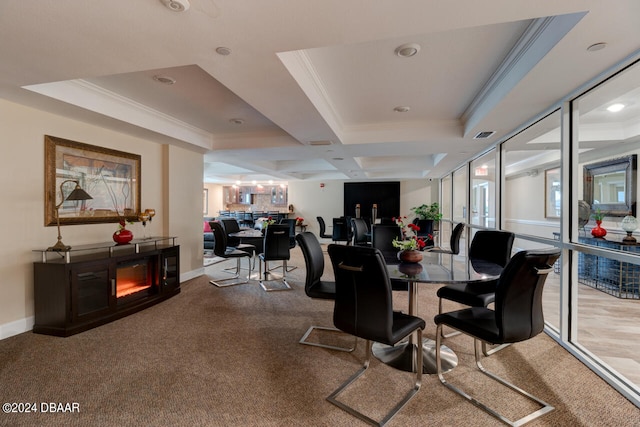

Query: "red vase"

xmin=113 ymin=228 xmax=134 ymax=244
xmin=397 ymin=249 xmax=423 ymax=263
xmin=591 ymin=220 xmax=607 ymax=238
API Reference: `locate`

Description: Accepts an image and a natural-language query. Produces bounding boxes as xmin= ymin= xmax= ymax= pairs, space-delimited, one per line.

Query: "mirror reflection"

xmin=592 ymin=171 xmax=626 ymax=204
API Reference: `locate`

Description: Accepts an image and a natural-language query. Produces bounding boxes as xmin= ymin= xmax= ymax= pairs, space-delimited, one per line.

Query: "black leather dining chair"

xmin=219 ymin=218 xmax=243 ymax=248
xmin=331 ymin=217 xmax=352 ymax=244
xmin=434 ymin=248 xmax=560 ymax=426
xmin=316 ymin=216 xmax=332 ymax=239
xmin=436 ymin=229 xmax=514 ymax=354
xmin=296 ymin=232 xmax=356 ymax=352
xmin=327 ymin=244 xmax=425 ymax=427
xmin=371 ymin=224 xmax=406 ymax=291
xmin=351 ymin=217 xmax=371 ymax=247
xmin=208 ymin=222 xmax=255 ymax=287
xmin=279 ymin=218 xmax=298 ymax=272
xmin=258 ymin=224 xmax=292 ymax=291
xmin=370 ymin=224 xmax=402 ymax=256
xmin=431 ymin=222 xmax=465 ymax=255
xmin=412 ymin=218 xmax=435 ymax=238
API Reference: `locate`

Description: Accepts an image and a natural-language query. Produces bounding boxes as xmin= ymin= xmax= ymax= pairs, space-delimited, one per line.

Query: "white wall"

xmin=166 ymin=145 xmax=205 ymax=278
xmin=0 ymin=99 xmax=204 ymax=338
xmin=204 ymin=183 xmax=223 ymax=218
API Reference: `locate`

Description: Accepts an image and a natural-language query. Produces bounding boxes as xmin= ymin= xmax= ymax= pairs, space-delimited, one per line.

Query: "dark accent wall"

xmin=344 ymin=181 xmax=400 ymax=222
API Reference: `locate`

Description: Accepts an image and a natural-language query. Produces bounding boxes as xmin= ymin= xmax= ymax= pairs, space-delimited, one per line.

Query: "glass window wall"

xmin=470 ymin=150 xmax=496 ymax=229
xmin=573 ymin=60 xmax=640 ymax=389
xmin=501 ymin=110 xmax=562 ymax=330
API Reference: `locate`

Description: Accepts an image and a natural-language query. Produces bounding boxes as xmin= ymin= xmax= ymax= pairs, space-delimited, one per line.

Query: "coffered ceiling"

xmin=1 ymin=1 xmax=639 ymax=183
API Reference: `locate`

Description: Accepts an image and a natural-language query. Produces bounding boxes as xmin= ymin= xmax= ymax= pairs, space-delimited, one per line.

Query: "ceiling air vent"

xmin=473 ymin=131 xmax=495 ymax=139
xmin=308 ymin=140 xmax=333 ymax=146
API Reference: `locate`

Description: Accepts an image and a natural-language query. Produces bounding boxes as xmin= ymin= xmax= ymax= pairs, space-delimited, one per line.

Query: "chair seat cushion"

xmin=434 ymin=307 xmax=502 ymax=344
xmin=387 ymin=312 xmax=426 ymax=346
xmin=436 ymin=280 xmax=497 ymax=307
xmin=235 ymin=243 xmax=255 ymax=255
xmin=307 ymin=280 xmax=337 ymax=300
xmin=224 ymin=247 xmax=252 ymax=258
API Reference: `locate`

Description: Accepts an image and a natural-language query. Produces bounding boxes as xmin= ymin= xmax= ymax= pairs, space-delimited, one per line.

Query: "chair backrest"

xmin=210 ymin=222 xmax=228 ymax=257
xmin=262 ymin=224 xmax=291 ymax=261
xmin=317 ymin=216 xmax=328 ymax=236
xmin=412 ymin=219 xmax=434 ymax=237
xmin=328 ymin=244 xmax=395 ymax=345
xmin=219 ymin=218 xmax=241 ymax=234
xmin=469 ymin=230 xmax=515 ymax=267
xmin=332 ymin=217 xmax=351 ymax=242
xmin=351 ymin=218 xmax=370 ymax=245
xmin=449 ymin=222 xmax=465 ymax=255
xmin=279 ymin=218 xmax=297 ymax=248
xmin=376 ymin=217 xmax=393 ymax=225
xmin=296 ymin=232 xmax=327 ymax=296
xmin=371 ymin=224 xmax=402 ymax=256
xmin=493 ymin=248 xmax=560 ymax=343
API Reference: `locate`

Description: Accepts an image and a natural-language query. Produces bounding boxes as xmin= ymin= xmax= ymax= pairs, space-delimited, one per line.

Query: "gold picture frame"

xmin=45 ymin=135 xmax=141 ymax=226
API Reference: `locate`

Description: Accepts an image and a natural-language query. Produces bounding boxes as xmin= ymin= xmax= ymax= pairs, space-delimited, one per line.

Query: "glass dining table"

xmin=229 ymin=229 xmax=265 ymax=254
xmin=373 ymin=250 xmax=503 ymax=374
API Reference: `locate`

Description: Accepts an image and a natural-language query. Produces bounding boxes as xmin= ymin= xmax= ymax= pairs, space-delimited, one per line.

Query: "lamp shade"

xmin=65 ymin=185 xmax=92 ymax=201
xmin=621 ymin=215 xmax=638 ymax=233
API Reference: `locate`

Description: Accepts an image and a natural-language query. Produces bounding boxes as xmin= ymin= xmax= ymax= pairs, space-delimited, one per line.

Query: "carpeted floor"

xmin=0 ymin=244 xmax=638 ymax=426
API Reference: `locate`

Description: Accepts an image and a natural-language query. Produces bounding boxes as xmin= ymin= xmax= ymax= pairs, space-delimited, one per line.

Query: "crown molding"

xmin=23 ymin=79 xmax=212 ymax=150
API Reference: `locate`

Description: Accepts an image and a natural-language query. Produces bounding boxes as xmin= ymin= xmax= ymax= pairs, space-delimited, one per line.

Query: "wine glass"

xmin=145 ymin=209 xmax=156 ymax=238
xmin=138 ymin=212 xmax=150 ymax=239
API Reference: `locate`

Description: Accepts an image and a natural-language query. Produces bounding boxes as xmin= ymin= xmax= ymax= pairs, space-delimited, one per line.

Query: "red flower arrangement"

xmin=263 ymin=216 xmax=275 ymax=228
xmin=391 ymin=216 xmax=428 ymax=250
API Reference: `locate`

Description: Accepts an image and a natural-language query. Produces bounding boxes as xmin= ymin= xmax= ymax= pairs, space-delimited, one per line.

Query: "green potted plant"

xmin=411 ymin=202 xmax=442 ymax=234
xmin=411 ymin=203 xmax=443 ymax=221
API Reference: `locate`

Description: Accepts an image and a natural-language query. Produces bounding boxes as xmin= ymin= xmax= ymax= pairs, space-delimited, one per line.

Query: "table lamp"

xmin=48 ymin=180 xmax=93 ymax=251
xmin=621 ymin=215 xmax=638 ymax=244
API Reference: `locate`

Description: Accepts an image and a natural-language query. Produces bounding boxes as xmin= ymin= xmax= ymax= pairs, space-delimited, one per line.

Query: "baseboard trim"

xmin=181 ymin=268 xmax=204 ymax=283
xmin=1 ymin=316 xmax=34 ymax=340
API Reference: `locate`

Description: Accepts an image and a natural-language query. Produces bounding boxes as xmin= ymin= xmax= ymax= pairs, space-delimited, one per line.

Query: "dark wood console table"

xmin=33 ymin=237 xmax=180 ymax=336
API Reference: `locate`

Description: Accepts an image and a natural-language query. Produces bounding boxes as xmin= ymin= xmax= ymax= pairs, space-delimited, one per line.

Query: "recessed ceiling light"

xmin=229 ymin=118 xmax=244 ymax=125
xmin=161 ymin=0 xmax=190 ymax=12
xmin=393 ymin=106 xmax=410 ymax=113
xmin=607 ymin=103 xmax=625 ymax=112
xmin=216 ymin=46 xmax=232 ymax=56
xmin=587 ymin=42 xmax=607 ymax=52
xmin=395 ymin=43 xmax=421 ymax=58
xmin=153 ymin=75 xmax=176 ymax=85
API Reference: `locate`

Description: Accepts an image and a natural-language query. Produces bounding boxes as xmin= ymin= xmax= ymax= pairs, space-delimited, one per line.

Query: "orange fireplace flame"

xmin=116 ymin=280 xmax=151 ymax=298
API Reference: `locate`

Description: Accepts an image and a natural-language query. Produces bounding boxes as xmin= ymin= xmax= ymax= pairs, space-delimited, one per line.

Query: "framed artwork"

xmin=203 ymin=189 xmax=209 ymax=215
xmin=45 ymin=135 xmax=141 ymax=226
xmin=545 ymin=167 xmax=561 ymax=218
